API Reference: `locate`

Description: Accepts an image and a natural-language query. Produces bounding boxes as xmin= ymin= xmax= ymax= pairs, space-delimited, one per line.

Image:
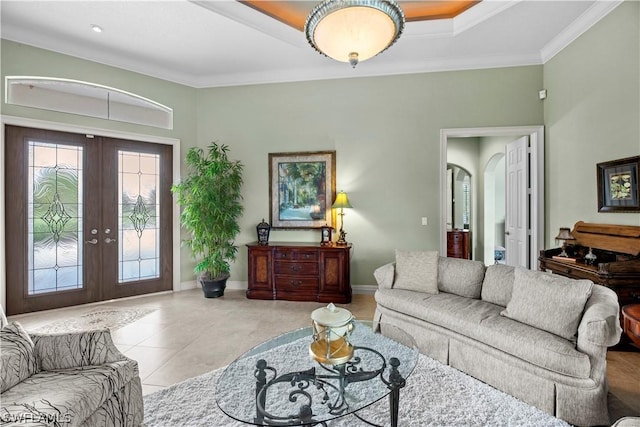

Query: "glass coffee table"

xmin=217 ymin=321 xmax=418 ymax=426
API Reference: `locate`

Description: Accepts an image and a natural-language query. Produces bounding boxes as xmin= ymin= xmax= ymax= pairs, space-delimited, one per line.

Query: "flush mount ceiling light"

xmin=90 ymin=24 xmax=103 ymax=33
xmin=304 ymin=0 xmax=405 ymax=68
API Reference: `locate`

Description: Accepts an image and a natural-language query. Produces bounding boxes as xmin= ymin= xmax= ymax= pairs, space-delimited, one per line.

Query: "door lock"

xmin=105 ymin=237 xmax=117 ymax=244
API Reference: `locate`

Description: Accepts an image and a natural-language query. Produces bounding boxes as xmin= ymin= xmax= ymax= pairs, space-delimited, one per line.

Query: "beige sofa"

xmin=373 ymin=251 xmax=622 ymax=427
xmin=0 ymin=309 xmax=143 ymax=426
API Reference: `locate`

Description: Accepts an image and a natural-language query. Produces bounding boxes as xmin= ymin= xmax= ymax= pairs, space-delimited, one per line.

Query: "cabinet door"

xmin=318 ymin=249 xmax=351 ymax=303
xmin=247 ymin=247 xmax=273 ymax=299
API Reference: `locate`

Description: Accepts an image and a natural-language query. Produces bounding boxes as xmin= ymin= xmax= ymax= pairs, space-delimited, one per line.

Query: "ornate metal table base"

xmin=253 ymin=346 xmax=407 ymax=427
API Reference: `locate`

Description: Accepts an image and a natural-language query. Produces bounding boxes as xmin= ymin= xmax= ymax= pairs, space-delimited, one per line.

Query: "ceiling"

xmin=0 ymin=1 xmax=622 ymax=88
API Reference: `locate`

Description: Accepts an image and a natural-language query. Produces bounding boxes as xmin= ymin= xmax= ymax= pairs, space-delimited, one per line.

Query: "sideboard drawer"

xmin=274 ymin=250 xmax=318 ymax=261
xmin=275 ymin=276 xmax=319 ymax=291
xmin=274 ymin=261 xmax=318 ymax=276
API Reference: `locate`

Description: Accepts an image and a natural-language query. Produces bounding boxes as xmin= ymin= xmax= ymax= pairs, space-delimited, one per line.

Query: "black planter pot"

xmin=200 ymin=274 xmax=229 ymax=298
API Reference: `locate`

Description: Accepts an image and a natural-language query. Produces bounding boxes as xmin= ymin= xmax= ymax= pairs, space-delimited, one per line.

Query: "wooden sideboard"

xmin=247 ymin=242 xmax=352 ymax=303
xmin=447 ymin=229 xmax=471 ymax=259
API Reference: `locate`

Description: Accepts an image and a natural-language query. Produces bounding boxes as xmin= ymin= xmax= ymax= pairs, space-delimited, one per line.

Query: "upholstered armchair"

xmin=1 ymin=308 xmax=143 ymax=426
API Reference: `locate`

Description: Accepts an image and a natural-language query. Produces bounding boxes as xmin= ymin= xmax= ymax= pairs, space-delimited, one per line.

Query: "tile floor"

xmin=8 ymin=289 xmax=377 ymax=396
xmin=7 ymin=289 xmax=640 ymax=422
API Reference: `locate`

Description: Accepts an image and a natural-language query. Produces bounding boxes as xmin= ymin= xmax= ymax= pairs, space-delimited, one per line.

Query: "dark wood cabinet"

xmin=447 ymin=230 xmax=471 ymax=259
xmin=247 ymin=242 xmax=352 ymax=303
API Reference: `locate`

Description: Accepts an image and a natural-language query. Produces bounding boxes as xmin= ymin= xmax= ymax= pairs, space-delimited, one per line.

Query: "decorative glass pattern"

xmin=130 ymin=195 xmax=150 ymax=238
xmin=41 ymin=193 xmax=71 ymax=242
xmin=28 ymin=141 xmax=83 ymax=295
xmin=118 ymin=151 xmax=160 ymax=283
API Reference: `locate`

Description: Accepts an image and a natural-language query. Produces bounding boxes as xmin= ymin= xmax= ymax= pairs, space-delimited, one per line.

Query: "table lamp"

xmin=332 ymin=191 xmax=352 ymax=246
xmin=555 ymin=227 xmax=575 ymax=257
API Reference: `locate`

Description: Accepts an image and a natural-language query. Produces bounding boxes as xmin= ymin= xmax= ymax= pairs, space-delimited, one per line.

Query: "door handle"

xmin=85 ymin=238 xmax=98 ymax=245
xmin=105 ymin=237 xmax=117 ymax=244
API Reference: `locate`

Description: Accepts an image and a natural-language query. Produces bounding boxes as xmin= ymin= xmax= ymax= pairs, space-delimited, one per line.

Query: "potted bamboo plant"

xmin=172 ymin=143 xmax=244 ymax=298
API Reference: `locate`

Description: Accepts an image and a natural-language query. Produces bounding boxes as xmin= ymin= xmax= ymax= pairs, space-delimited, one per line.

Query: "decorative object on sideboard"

xmin=304 ymin=0 xmax=405 ymax=68
xmin=269 ymin=151 xmax=336 ymax=229
xmin=310 ymin=303 xmax=355 ymax=365
xmin=554 ymin=227 xmax=575 ymax=257
xmin=597 ymin=155 xmax=640 ymax=212
xmin=332 ymin=191 xmax=352 ymax=246
xmin=584 ymin=248 xmax=598 ymax=265
xmin=256 ymin=219 xmax=271 ymax=245
xmin=320 ymin=224 xmax=333 ymax=246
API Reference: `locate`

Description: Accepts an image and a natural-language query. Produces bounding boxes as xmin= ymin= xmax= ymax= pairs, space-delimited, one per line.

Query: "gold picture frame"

xmin=269 ymin=151 xmax=336 ymax=229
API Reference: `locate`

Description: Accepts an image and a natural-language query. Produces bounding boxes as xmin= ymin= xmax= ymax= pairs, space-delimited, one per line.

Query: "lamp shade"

xmin=332 ymin=191 xmax=353 ymax=209
xmin=305 ymin=0 xmax=405 ymax=67
xmin=555 ymin=227 xmax=575 ymax=241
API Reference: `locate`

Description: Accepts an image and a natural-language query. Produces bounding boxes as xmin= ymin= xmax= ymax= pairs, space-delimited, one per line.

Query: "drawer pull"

xmin=290 ymin=265 xmax=302 ymax=272
xmin=632 ymin=292 xmax=640 ymax=301
xmin=290 ymin=280 xmax=303 ymax=287
xmin=279 ymin=253 xmax=288 ymax=258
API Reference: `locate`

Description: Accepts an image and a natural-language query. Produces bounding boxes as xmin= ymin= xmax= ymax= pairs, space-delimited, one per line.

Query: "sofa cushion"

xmin=501 ymin=268 xmax=593 ymax=340
xmin=438 ymin=256 xmax=485 ymax=299
xmin=481 ymin=264 xmax=515 ymax=307
xmin=375 ymin=289 xmax=591 ymax=378
xmin=394 ymin=250 xmax=438 ymax=294
xmin=0 ymin=359 xmax=139 ymax=427
xmin=373 ymin=263 xmax=395 ymax=290
xmin=0 ymin=322 xmax=37 ymax=393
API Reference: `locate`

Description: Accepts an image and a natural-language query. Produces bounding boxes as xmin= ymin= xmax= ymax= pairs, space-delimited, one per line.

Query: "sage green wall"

xmin=1 ymin=40 xmax=198 ymax=292
xmin=2 ymin=3 xmax=636 ymax=290
xmin=197 ymin=67 xmax=543 ymax=286
xmin=1 ymin=40 xmax=197 ymax=142
xmin=543 ymin=0 xmax=640 ymax=243
xmin=0 ymin=41 xmax=546 ymax=288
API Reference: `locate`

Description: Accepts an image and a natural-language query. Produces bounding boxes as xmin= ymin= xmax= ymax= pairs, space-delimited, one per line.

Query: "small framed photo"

xmin=597 ymin=156 xmax=640 ymax=212
xmin=269 ymin=151 xmax=336 ymax=229
xmin=320 ymin=225 xmax=333 ymax=246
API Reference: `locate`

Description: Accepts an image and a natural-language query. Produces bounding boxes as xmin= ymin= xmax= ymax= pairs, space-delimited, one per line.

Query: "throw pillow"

xmin=393 ymin=250 xmax=439 ymax=294
xmin=501 ymin=268 xmax=593 ymax=340
xmin=438 ymin=256 xmax=486 ymax=298
xmin=481 ymin=264 xmax=515 ymax=306
xmin=0 ymin=321 xmax=37 ymax=392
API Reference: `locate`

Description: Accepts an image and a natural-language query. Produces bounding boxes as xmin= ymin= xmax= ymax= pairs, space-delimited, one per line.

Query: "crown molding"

xmin=540 ymin=0 xmax=623 ymax=63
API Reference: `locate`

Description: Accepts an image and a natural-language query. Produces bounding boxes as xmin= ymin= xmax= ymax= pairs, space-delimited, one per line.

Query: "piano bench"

xmin=622 ymin=304 xmax=640 ymax=348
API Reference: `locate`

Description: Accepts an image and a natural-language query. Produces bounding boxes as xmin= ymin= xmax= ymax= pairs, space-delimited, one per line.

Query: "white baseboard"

xmin=179 ymin=280 xmax=377 ymax=294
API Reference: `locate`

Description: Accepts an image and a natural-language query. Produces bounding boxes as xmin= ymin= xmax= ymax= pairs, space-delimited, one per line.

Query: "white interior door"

xmin=505 ymin=136 xmax=529 ymax=267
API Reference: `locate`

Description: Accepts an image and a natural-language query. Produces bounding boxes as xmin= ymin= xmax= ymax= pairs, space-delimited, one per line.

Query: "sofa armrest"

xmin=374 ymin=263 xmax=395 ymax=289
xmin=577 ymin=285 xmax=622 ymax=348
xmin=31 ymin=329 xmax=127 ymax=371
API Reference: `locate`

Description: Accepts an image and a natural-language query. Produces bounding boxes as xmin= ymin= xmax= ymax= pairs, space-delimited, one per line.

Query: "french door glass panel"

xmin=118 ymin=150 xmax=160 ymax=283
xmin=28 ymin=141 xmax=83 ymax=295
xmin=5 ymin=125 xmax=173 ymax=315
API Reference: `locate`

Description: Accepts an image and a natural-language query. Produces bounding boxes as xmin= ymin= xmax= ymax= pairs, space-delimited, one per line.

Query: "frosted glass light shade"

xmin=305 ymin=0 xmax=404 ymax=67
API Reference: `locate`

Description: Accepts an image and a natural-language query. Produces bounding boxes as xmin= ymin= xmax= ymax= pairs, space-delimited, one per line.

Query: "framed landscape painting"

xmin=269 ymin=151 xmax=336 ymax=229
xmin=597 ymin=155 xmax=640 ymax=212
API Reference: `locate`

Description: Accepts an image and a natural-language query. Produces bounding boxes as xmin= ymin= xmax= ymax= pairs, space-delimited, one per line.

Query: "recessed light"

xmin=91 ymin=24 xmax=103 ymax=33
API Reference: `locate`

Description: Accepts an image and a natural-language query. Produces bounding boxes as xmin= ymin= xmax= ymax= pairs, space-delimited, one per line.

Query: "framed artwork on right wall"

xmin=597 ymin=155 xmax=640 ymax=212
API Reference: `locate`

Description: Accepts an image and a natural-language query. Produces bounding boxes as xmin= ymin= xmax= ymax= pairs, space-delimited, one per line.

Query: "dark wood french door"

xmin=5 ymin=126 xmax=173 ymax=315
